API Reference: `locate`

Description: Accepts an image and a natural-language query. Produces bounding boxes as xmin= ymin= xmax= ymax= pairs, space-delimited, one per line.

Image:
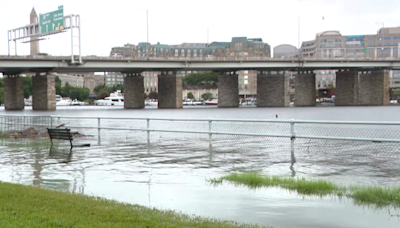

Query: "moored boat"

xmin=205 ymin=99 xmax=218 ymax=105
xmin=94 ymin=90 xmax=124 ymax=106
xmin=145 ymin=99 xmax=158 ymax=106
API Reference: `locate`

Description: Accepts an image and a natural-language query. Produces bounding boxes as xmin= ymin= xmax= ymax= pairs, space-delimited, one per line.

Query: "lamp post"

xmin=376 ymin=22 xmax=385 ymax=58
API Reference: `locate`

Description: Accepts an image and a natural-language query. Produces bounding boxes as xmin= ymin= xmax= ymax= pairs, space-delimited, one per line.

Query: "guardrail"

xmin=1 ymin=114 xmax=400 ymax=163
xmin=1 ymin=55 xmax=400 ymax=61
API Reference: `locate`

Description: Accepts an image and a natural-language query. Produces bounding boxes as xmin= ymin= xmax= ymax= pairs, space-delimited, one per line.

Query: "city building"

xmin=109 ymin=43 xmax=136 ymax=58
xmin=182 ymin=86 xmax=218 ymax=100
xmin=273 ymin=44 xmax=299 ymax=99
xmin=54 ymin=73 xmax=84 ymax=88
xmin=104 ymin=72 xmax=124 ymax=87
xmin=83 ymin=73 xmax=105 ymax=93
xmin=109 ymin=37 xmax=271 ymax=97
xmin=300 ymin=27 xmax=400 ymax=59
xmin=54 ymin=72 xmax=105 ymax=94
xmin=273 ymin=44 xmax=298 ymax=58
xmin=296 ymin=27 xmax=400 ymax=92
xmin=390 ymin=70 xmax=400 ymax=87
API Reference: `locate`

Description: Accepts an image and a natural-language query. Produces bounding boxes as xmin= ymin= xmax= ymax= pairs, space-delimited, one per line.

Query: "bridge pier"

xmin=4 ymin=75 xmax=25 ymax=110
xmin=124 ymin=73 xmax=145 ymax=109
xmin=158 ymin=71 xmax=183 ymax=109
xmin=294 ymin=71 xmax=316 ymax=106
xmin=359 ymin=70 xmax=389 ymax=106
xmin=335 ymin=70 xmax=359 ymax=106
xmin=218 ymin=72 xmax=239 ymax=108
xmin=257 ymin=71 xmax=290 ymax=107
xmin=32 ymin=73 xmax=56 ymax=110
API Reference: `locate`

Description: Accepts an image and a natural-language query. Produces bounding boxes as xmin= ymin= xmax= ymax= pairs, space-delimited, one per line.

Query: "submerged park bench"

xmin=47 ymin=128 xmax=90 ymax=149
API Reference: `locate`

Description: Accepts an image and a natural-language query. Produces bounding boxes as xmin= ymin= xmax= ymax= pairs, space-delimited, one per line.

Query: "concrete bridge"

xmin=1 ymin=56 xmax=400 ymax=110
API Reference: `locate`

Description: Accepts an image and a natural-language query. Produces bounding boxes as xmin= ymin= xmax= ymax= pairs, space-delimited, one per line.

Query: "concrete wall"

xmin=359 ymin=70 xmax=389 ymax=106
xmin=32 ymin=74 xmax=56 ymax=110
xmin=295 ymin=72 xmax=316 ymax=106
xmin=218 ymin=73 xmax=239 ymax=107
xmin=335 ymin=71 xmax=359 ymax=106
xmin=158 ymin=72 xmax=183 ymax=108
xmin=124 ymin=75 xmax=145 ymax=109
xmin=4 ymin=76 xmax=24 ymax=110
xmin=257 ymin=72 xmax=290 ymax=107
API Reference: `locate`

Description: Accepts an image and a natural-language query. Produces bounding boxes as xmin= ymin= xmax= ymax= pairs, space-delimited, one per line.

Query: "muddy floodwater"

xmin=0 ymin=105 xmax=400 ymax=228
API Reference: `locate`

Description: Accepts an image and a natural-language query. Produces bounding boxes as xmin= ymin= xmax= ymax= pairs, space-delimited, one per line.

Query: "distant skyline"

xmin=0 ymin=0 xmax=399 ymax=56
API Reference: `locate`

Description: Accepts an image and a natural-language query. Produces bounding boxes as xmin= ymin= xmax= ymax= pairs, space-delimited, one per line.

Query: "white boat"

xmin=24 ymin=96 xmax=33 ymax=106
xmin=56 ymin=95 xmax=87 ymax=106
xmin=145 ymin=99 xmax=158 ymax=106
xmin=57 ymin=98 xmax=73 ymax=106
xmin=183 ymin=99 xmax=204 ymax=105
xmin=205 ymin=99 xmax=218 ymax=105
xmin=94 ymin=90 xmax=124 ymax=106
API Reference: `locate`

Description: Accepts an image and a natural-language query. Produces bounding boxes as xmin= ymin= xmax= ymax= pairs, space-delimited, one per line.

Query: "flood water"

xmin=0 ymin=105 xmax=400 ymax=228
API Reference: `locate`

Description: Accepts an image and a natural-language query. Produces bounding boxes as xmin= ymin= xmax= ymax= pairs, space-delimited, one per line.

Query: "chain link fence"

xmin=1 ymin=115 xmax=400 ymax=163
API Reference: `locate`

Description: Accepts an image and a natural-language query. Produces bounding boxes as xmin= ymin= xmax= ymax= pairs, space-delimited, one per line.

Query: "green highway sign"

xmin=40 ymin=6 xmax=64 ymax=34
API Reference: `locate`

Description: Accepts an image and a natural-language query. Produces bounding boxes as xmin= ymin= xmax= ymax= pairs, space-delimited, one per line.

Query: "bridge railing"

xmin=1 ymin=55 xmax=399 ymax=61
xmin=0 ymin=114 xmax=399 ymax=163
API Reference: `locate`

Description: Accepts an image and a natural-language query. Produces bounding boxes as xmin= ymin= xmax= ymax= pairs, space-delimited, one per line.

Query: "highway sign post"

xmin=40 ymin=6 xmax=64 ymax=34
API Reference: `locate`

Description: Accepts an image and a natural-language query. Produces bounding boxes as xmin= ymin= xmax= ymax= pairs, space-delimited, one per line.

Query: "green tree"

xmin=55 ymin=76 xmax=62 ymax=95
xmin=183 ymin=71 xmax=218 ymax=86
xmin=93 ymin=84 xmax=124 ymax=96
xmin=187 ymin=92 xmax=194 ymax=99
xmin=22 ymin=77 xmax=32 ymax=99
xmin=0 ymin=78 xmax=4 ymax=105
xmin=61 ymin=82 xmax=71 ymax=98
xmin=148 ymin=91 xmax=158 ymax=100
xmin=98 ymin=91 xmax=110 ymax=99
xmin=201 ymin=92 xmax=213 ymax=100
xmin=94 ymin=85 xmax=108 ymax=94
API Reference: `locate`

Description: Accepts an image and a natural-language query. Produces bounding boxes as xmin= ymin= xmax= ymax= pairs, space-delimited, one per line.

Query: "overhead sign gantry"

xmin=7 ymin=5 xmax=82 ymax=64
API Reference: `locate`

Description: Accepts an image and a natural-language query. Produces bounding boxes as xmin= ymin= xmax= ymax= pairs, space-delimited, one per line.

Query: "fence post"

xmin=50 ymin=116 xmax=53 ymax=128
xmin=23 ymin=114 xmax=26 ymax=130
xmin=290 ymin=120 xmax=296 ymax=164
xmin=208 ymin=119 xmax=213 ymax=154
xmin=147 ymin=118 xmax=150 ymax=153
xmin=97 ymin=117 xmax=101 ymax=145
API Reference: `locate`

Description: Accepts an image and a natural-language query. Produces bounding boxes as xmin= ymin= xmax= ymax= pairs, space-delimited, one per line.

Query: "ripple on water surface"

xmin=1 ymin=106 xmax=400 ymax=227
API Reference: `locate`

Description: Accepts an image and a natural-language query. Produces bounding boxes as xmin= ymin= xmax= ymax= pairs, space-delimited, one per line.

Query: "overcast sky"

xmin=0 ymin=0 xmax=399 ymax=56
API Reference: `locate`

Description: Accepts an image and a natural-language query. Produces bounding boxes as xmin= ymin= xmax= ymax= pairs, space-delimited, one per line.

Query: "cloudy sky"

xmin=0 ymin=0 xmax=399 ymax=56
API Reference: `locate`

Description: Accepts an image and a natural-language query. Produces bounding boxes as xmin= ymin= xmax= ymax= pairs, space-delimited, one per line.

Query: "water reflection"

xmin=0 ymin=137 xmax=400 ymax=228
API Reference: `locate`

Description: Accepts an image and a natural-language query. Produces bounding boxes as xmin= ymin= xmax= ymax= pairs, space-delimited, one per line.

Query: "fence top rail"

xmin=0 ymin=114 xmax=400 ymax=125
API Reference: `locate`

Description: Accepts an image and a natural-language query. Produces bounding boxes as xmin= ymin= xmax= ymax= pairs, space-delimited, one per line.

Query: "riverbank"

xmin=210 ymin=173 xmax=400 ymax=207
xmin=0 ymin=181 xmax=267 ymax=228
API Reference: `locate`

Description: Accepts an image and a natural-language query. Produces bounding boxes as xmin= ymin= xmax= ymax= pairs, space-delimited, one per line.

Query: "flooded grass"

xmin=211 ymin=173 xmax=400 ymax=207
xmin=0 ymin=181 xmax=269 ymax=228
xmin=350 ymin=186 xmax=400 ymax=206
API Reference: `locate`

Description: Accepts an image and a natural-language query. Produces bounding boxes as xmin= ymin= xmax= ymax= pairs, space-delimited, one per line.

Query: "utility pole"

xmin=207 ymin=27 xmax=209 ymax=44
xmin=298 ymin=17 xmax=300 ymax=49
xmin=147 ymin=10 xmax=149 ymax=44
